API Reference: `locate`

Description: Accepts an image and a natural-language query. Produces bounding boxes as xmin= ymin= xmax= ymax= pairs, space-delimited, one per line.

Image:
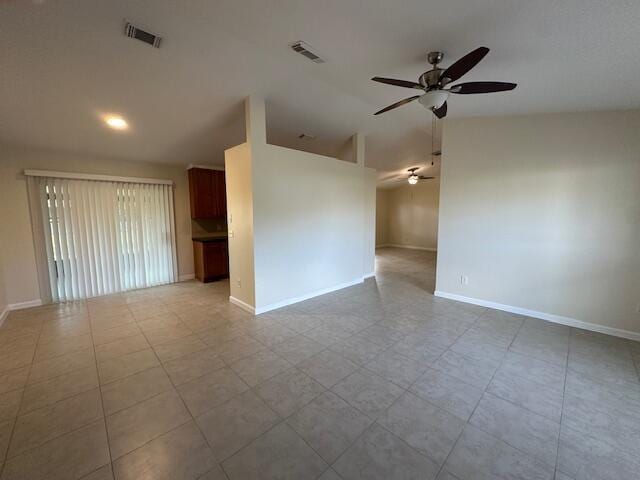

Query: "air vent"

xmin=290 ymin=41 xmax=326 ymax=64
xmin=124 ymin=22 xmax=162 ymax=48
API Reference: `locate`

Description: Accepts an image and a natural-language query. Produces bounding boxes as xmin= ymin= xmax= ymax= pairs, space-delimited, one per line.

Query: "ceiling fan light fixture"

xmin=408 ymin=174 xmax=419 ymax=185
xmin=418 ymin=90 xmax=449 ymax=110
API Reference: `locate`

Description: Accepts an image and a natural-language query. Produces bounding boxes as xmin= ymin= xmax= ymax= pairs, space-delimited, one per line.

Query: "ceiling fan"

xmin=407 ymin=167 xmax=434 ymax=185
xmin=372 ymin=47 xmax=516 ymax=118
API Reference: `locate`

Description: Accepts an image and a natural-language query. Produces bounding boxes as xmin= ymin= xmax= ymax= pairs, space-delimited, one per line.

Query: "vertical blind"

xmin=33 ymin=176 xmax=177 ymax=302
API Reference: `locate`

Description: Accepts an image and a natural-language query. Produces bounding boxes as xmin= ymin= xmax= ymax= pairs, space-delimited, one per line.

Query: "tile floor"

xmin=0 ymin=247 xmax=639 ymax=479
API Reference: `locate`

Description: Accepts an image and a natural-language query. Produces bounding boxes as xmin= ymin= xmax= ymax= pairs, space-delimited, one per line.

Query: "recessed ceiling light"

xmin=104 ymin=116 xmax=128 ymax=130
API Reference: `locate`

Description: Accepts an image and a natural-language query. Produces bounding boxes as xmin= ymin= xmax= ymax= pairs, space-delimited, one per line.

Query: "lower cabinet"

xmin=193 ymin=239 xmax=229 ymax=282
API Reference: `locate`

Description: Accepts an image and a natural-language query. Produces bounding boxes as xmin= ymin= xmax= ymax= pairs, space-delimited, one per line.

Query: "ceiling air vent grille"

xmin=290 ymin=41 xmax=326 ymax=64
xmin=124 ymin=22 xmax=162 ymax=48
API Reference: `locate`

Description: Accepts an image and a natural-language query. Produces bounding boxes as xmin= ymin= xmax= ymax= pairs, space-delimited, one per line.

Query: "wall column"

xmin=245 ymin=96 xmax=266 ymax=147
xmin=353 ymin=132 xmax=366 ymax=166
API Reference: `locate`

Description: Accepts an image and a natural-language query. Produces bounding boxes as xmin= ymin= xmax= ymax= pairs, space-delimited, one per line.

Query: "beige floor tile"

xmin=287 ymin=391 xmax=372 ymax=464
xmin=377 ymin=391 xmax=465 ymax=465
xmin=112 ymin=421 xmax=217 ymax=480
xmin=92 ymin=323 xmax=142 ymax=347
xmin=39 ymin=319 xmax=91 ymax=343
xmin=333 ymin=423 xmax=440 ymax=480
xmin=0 ymin=389 xmax=23 ymax=422
xmin=80 ymin=464 xmax=114 ymax=480
xmin=33 ymin=333 xmax=93 ymax=362
xmin=177 ymin=367 xmax=249 ymax=417
xmin=298 ymin=350 xmax=359 ymax=389
xmin=106 ymin=389 xmax=191 ymax=459
xmin=229 ymin=350 xmax=292 ymax=387
xmin=20 ymin=366 xmax=98 ymax=414
xmin=255 ymin=368 xmax=326 ymax=418
xmin=0 ymin=418 xmax=13 ymax=464
xmin=94 ymin=334 xmax=150 ymax=363
xmin=0 ymin=347 xmax=35 ymax=375
xmin=152 ymin=334 xmax=208 ymax=363
xmin=136 ymin=312 xmax=184 ymax=331
xmin=1 ymin=420 xmax=110 ymax=480
xmin=197 ymin=464 xmax=228 ymax=480
xmin=90 ymin=313 xmax=136 ymax=333
xmin=28 ymin=348 xmax=96 ymax=384
xmin=222 ymin=423 xmax=327 ymax=480
xmin=143 ymin=324 xmax=194 ymax=347
xmin=0 ymin=366 xmax=30 ymax=395
xmin=214 ymin=336 xmax=265 ymax=363
xmin=196 ymin=390 xmax=279 ymax=461
xmin=101 ymin=366 xmax=173 ymax=415
xmin=97 ymin=348 xmax=159 ymax=385
xmin=9 ymin=388 xmax=103 ymax=458
xmin=163 ymin=348 xmax=225 ymax=385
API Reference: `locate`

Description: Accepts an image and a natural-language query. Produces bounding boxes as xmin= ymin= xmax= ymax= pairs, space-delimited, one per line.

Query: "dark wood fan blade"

xmin=449 ymin=81 xmax=517 ymax=94
xmin=440 ymin=47 xmax=489 ymax=84
xmin=418 ymin=176 xmax=435 ymax=179
xmin=374 ymin=95 xmax=421 ymax=115
xmin=371 ymin=77 xmax=424 ymax=90
xmin=432 ymin=101 xmax=447 ymax=119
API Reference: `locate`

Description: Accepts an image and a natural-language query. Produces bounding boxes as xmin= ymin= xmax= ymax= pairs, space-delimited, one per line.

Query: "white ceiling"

xmin=2 ymin=0 xmax=639 ymax=185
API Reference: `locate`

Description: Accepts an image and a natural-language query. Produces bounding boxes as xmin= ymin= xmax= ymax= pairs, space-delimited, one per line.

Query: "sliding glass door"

xmin=33 ymin=176 xmax=177 ymax=302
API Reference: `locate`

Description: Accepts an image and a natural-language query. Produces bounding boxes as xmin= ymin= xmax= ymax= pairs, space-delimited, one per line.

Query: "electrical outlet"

xmin=236 ymin=279 xmax=241 ymax=288
xmin=460 ymin=275 xmax=469 ymax=285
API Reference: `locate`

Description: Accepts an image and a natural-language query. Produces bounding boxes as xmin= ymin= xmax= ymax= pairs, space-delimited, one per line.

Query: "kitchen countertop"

xmin=192 ymin=233 xmax=228 ymax=242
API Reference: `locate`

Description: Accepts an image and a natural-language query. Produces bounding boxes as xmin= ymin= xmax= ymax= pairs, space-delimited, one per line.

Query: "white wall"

xmin=252 ymin=144 xmax=376 ymax=310
xmin=226 ymin=97 xmax=377 ymax=313
xmin=436 ymin=111 xmax=640 ymax=336
xmin=377 ymin=181 xmax=440 ymax=250
xmin=0 ymin=145 xmax=195 ymax=306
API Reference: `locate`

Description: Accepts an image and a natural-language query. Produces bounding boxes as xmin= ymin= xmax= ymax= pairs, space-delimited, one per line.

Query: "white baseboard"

xmin=363 ymin=272 xmax=376 ymax=279
xmin=229 ymin=296 xmax=256 ymax=315
xmin=250 ymin=276 xmax=367 ymax=315
xmin=1 ymin=299 xmax=44 ymax=326
xmin=377 ymin=244 xmax=437 ymax=252
xmin=434 ymin=290 xmax=640 ymax=342
xmin=8 ymin=299 xmax=43 ymax=310
xmin=0 ymin=306 xmax=9 ymax=327
xmin=178 ymin=274 xmax=196 ymax=282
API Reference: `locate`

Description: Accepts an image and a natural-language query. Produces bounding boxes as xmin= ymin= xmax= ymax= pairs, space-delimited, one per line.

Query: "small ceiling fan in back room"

xmin=371 ymin=47 xmax=517 ymax=118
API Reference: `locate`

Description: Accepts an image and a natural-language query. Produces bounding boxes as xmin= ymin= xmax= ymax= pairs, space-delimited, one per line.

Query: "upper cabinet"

xmin=188 ymin=168 xmax=227 ymax=219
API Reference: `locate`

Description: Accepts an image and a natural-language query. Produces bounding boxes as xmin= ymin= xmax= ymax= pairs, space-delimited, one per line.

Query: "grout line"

xmin=0 ymin=306 xmax=47 ymax=478
xmin=555 ymin=327 xmax=572 ymax=478
xmin=88 ymin=301 xmax=117 ymax=474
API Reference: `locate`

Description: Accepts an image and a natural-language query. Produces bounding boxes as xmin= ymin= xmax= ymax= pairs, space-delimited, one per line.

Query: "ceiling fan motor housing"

xmin=419 ymin=69 xmax=442 ymax=88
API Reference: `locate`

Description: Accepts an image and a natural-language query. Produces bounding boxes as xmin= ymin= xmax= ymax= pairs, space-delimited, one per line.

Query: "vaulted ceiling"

xmin=2 ymin=0 xmax=639 ymax=185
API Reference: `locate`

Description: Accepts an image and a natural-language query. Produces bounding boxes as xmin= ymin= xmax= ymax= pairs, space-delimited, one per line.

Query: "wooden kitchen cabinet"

xmin=188 ymin=168 xmax=227 ymax=219
xmin=193 ymin=239 xmax=229 ymax=282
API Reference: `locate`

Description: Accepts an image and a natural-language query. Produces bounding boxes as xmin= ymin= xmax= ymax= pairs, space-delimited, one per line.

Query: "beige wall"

xmin=0 ymin=145 xmax=195 ymax=306
xmin=0 ymin=239 xmax=8 ymax=321
xmin=376 ymin=189 xmax=389 ymax=246
xmin=224 ymin=142 xmax=255 ymax=307
xmin=436 ymin=110 xmax=640 ymax=336
xmin=377 ymin=181 xmax=440 ymax=250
